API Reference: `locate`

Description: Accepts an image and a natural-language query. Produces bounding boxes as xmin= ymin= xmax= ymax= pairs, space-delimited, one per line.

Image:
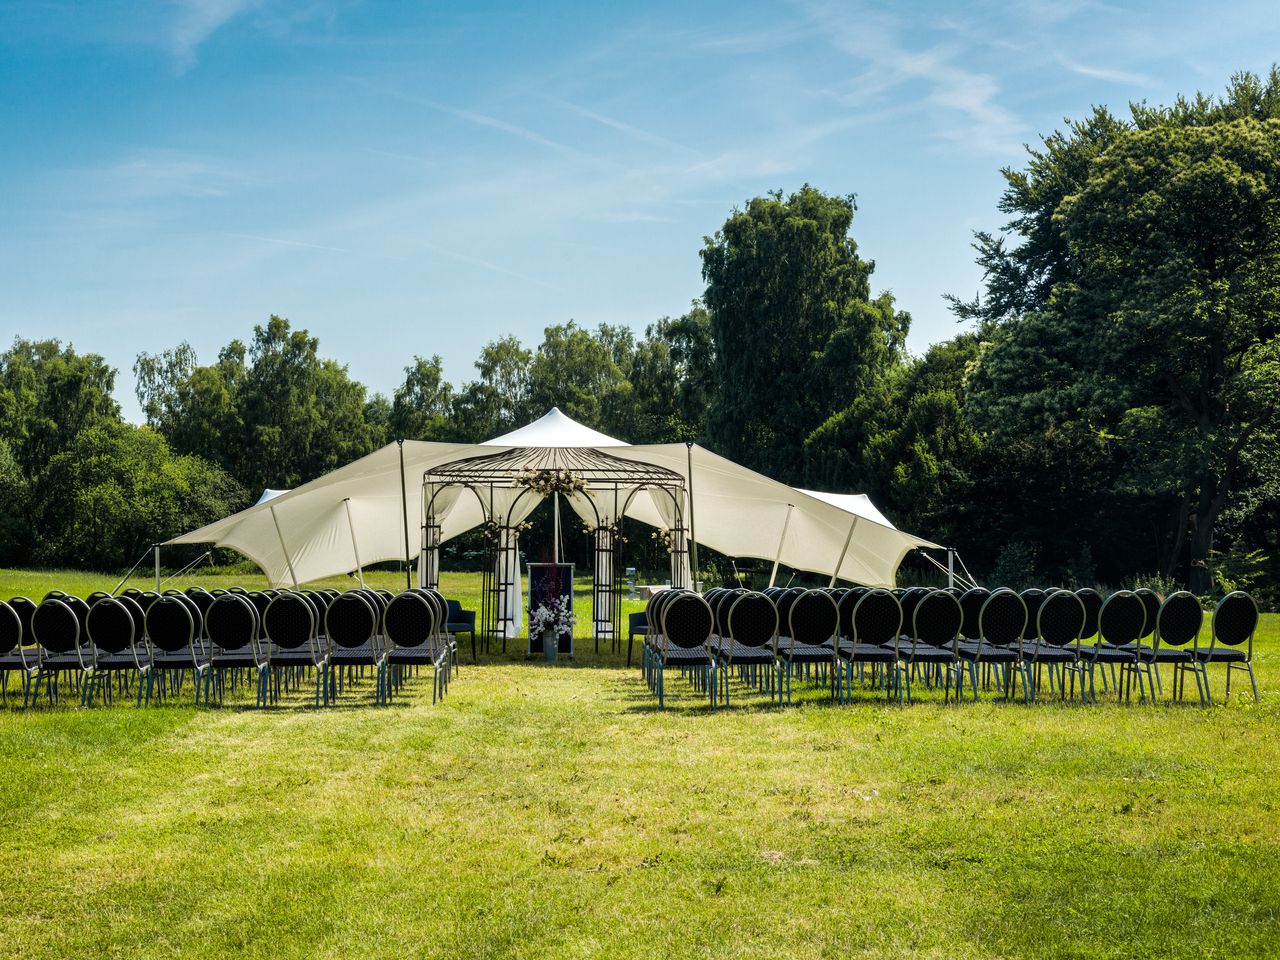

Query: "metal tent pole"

xmin=343 ymin=498 xmax=364 ymax=587
xmin=553 ymin=492 xmax=560 ymax=565
xmin=828 ymin=517 xmax=859 ymax=587
xmin=269 ymin=504 xmax=299 ymax=589
xmin=398 ymin=439 xmax=412 ymax=590
xmin=948 ymin=548 xmax=956 ymax=590
xmin=685 ymin=441 xmax=700 ymax=592
xmin=154 ymin=544 xmax=161 ymax=590
xmin=768 ymin=504 xmax=795 ymax=588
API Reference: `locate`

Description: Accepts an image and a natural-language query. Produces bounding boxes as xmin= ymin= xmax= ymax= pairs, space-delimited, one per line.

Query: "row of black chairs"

xmin=0 ymin=585 xmax=460 ymax=709
xmin=641 ymin=585 xmax=1260 ymax=709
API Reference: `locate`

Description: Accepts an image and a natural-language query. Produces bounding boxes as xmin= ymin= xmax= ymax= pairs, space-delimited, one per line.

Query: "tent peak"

xmin=481 ymin=407 xmax=628 ymax=448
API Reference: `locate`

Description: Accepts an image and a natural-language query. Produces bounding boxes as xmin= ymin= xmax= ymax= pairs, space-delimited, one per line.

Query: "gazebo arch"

xmin=421 ymin=445 xmax=687 ymax=649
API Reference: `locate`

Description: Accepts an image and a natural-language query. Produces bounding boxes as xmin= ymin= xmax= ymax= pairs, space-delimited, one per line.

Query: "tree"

xmin=527 ymin=321 xmax=633 ymax=435
xmin=390 ymin=355 xmax=453 ymax=440
xmin=701 ymin=185 xmax=908 ymax=482
xmin=967 ymin=117 xmax=1280 ymax=590
xmin=0 ymin=338 xmax=120 ymax=476
xmin=136 ymin=316 xmax=384 ymax=494
xmin=34 ymin=422 xmax=243 ymax=569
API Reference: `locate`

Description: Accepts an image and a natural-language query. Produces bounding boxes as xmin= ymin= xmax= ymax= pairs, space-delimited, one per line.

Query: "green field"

xmin=1 ymin=568 xmax=1277 ymax=959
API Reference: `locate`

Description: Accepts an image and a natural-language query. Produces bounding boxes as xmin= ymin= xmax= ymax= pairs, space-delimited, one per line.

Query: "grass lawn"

xmin=1 ymin=567 xmax=1278 ymax=959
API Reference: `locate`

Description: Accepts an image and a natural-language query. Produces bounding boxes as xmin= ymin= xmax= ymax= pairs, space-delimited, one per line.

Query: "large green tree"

xmin=966 ymin=109 xmax=1280 ymax=590
xmin=701 ymin=185 xmax=908 ymax=482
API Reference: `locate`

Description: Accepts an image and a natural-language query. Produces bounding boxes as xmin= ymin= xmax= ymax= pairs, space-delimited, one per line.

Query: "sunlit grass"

xmin=0 ymin=568 xmax=1277 ymax=958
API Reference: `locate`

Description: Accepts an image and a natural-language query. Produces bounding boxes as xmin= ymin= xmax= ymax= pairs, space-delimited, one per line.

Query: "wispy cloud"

xmin=170 ymin=0 xmax=259 ymax=71
xmin=1057 ymin=56 xmax=1151 ymax=85
xmin=547 ymin=97 xmax=692 ymax=153
xmin=224 ymin=231 xmax=349 ymax=254
xmin=799 ymin=0 xmax=1024 ymax=155
xmin=93 ymin=150 xmax=252 ymax=200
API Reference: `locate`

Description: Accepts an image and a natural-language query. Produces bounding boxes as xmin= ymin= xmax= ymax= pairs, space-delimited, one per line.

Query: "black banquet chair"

xmin=324 ymin=590 xmax=387 ymax=705
xmin=1143 ymin=591 xmax=1203 ymax=703
xmin=1082 ymin=590 xmax=1145 ymax=702
xmin=776 ymin=589 xmax=839 ymax=705
xmin=29 ymin=596 xmax=92 ymax=706
xmin=143 ymin=593 xmax=211 ymax=705
xmin=836 ymin=589 xmax=901 ymax=703
xmin=1022 ymin=589 xmax=1086 ymax=702
xmin=713 ymin=590 xmax=778 ymax=707
xmin=956 ymin=588 xmax=1026 ymax=701
xmin=651 ymin=591 xmax=715 ymax=710
xmin=383 ymin=589 xmax=451 ymax=704
xmin=0 ymin=598 xmax=39 ymax=706
xmin=1193 ymin=591 xmax=1260 ymax=704
xmin=84 ymin=596 xmax=150 ymax=706
xmin=262 ymin=591 xmax=328 ymax=707
xmin=894 ymin=590 xmax=964 ymax=704
xmin=204 ymin=592 xmax=268 ymax=707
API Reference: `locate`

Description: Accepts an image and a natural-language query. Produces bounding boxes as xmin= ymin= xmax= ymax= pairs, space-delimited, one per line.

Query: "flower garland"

xmin=480 ymin=519 xmax=533 ymax=542
xmin=651 ymin=527 xmax=674 ymax=550
xmin=513 ymin=467 xmax=587 ymax=497
xmin=582 ymin=520 xmax=628 ymax=545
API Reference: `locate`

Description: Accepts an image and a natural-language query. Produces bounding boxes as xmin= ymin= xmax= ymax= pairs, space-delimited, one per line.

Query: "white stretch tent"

xmin=167 ymin=408 xmax=940 ymax=593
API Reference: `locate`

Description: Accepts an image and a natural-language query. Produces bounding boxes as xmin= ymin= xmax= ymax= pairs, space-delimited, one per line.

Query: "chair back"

xmin=86 ymin=590 xmax=112 ymax=607
xmin=10 ymin=597 xmax=36 ymax=647
xmin=979 ymin=589 xmax=1026 ymax=647
xmin=145 ymin=596 xmax=197 ymax=653
xmin=726 ymin=592 xmax=778 ymax=649
xmin=1134 ymin=588 xmax=1161 ymax=641
xmin=246 ymin=592 xmax=272 ymax=638
xmin=913 ymin=590 xmax=962 ymax=648
xmin=852 ymin=589 xmax=902 ymax=647
xmin=32 ymin=598 xmax=81 ymax=654
xmin=958 ymin=588 xmax=991 ymax=640
xmin=1018 ymin=589 xmax=1047 ymax=641
xmin=325 ymin=592 xmax=379 ymax=649
xmin=1212 ymin=591 xmax=1258 ymax=648
xmin=1098 ymin=591 xmax=1145 ymax=647
xmin=263 ymin=592 xmax=316 ymax=650
xmin=1075 ymin=588 xmax=1102 ymax=640
xmin=660 ymin=592 xmax=713 ymax=650
xmin=1038 ymin=590 xmax=1085 ymax=647
xmin=1155 ymin=592 xmax=1202 ymax=648
xmin=383 ymin=591 xmax=438 ymax=649
xmin=205 ymin=593 xmax=259 ymax=652
xmin=837 ymin=587 xmax=869 ymax=640
xmin=788 ymin=590 xmax=838 ymax=646
xmin=86 ymin=598 xmax=136 ymax=654
xmin=0 ymin=599 xmax=22 ymax=655
xmin=898 ymin=587 xmax=930 ymax=637
xmin=774 ymin=588 xmax=803 ymax=635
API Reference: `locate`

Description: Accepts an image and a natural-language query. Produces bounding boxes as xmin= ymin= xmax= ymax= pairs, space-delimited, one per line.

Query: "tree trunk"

xmin=1188 ymin=485 xmax=1219 ymax=595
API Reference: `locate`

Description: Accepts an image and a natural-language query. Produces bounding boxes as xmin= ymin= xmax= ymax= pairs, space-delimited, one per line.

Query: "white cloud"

xmin=1057 ymin=56 xmax=1151 ymax=86
xmin=170 ymin=0 xmax=259 ymax=71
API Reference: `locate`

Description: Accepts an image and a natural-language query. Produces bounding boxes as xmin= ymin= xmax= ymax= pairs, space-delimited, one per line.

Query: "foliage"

xmin=701 ymin=185 xmax=908 ymax=483
xmin=33 ymin=422 xmax=244 ymax=569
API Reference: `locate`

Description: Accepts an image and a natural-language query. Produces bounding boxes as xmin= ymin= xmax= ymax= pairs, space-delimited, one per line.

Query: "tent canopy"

xmin=167 ymin=408 xmax=940 ymax=587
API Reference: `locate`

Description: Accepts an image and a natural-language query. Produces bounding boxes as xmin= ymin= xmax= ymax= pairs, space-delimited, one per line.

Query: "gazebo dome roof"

xmin=482 ymin=407 xmax=627 ymax=448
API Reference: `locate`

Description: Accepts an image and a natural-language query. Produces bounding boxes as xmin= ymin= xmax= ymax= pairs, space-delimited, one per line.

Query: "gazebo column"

xmin=592 ymin=525 xmax=616 ymax=650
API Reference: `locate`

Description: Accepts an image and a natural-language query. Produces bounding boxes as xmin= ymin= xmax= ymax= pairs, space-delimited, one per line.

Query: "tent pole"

xmin=828 ymin=517 xmax=859 ymax=587
xmin=154 ymin=544 xmax=161 ymax=590
xmin=398 ymin=439 xmax=411 ymax=590
xmin=343 ymin=498 xmax=364 ymax=588
xmin=269 ymin=504 xmax=299 ymax=589
xmin=948 ymin=547 xmax=955 ymax=590
xmin=685 ymin=441 xmax=699 ymax=591
xmin=768 ymin=504 xmax=794 ymax=588
xmin=553 ymin=492 xmax=560 ymax=565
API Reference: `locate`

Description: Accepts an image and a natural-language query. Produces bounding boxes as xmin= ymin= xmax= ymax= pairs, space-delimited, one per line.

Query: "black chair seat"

xmin=838 ymin=643 xmax=897 ymax=663
xmin=267 ymin=648 xmax=321 ymax=665
xmin=210 ymin=651 xmax=261 ymax=668
xmin=1078 ymin=645 xmax=1137 ymax=662
xmin=1193 ymin=646 xmax=1248 ymax=662
xmin=331 ymin=643 xmax=384 ymax=666
xmin=716 ymin=646 xmax=774 ymax=665
xmin=956 ymin=642 xmax=1019 ymax=663
xmin=778 ymin=643 xmax=832 ymax=663
xmin=899 ymin=646 xmax=955 ymax=663
xmin=94 ymin=653 xmax=142 ymax=670
xmin=0 ymin=651 xmax=36 ymax=669
xmin=153 ymin=650 xmax=209 ymax=668
xmin=1135 ymin=646 xmax=1192 ymax=663
xmin=1023 ymin=646 xmax=1077 ymax=663
xmin=39 ymin=653 xmax=86 ymax=670
xmin=661 ymin=646 xmax=711 ymax=665
xmin=388 ymin=645 xmax=446 ymax=666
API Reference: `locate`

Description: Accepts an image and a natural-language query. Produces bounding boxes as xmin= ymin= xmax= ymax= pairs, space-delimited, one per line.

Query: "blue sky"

xmin=2 ymin=1 xmax=1278 ymax=421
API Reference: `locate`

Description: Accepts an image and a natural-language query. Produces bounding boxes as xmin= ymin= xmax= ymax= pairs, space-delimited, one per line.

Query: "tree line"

xmin=2 ymin=70 xmax=1276 ymax=599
